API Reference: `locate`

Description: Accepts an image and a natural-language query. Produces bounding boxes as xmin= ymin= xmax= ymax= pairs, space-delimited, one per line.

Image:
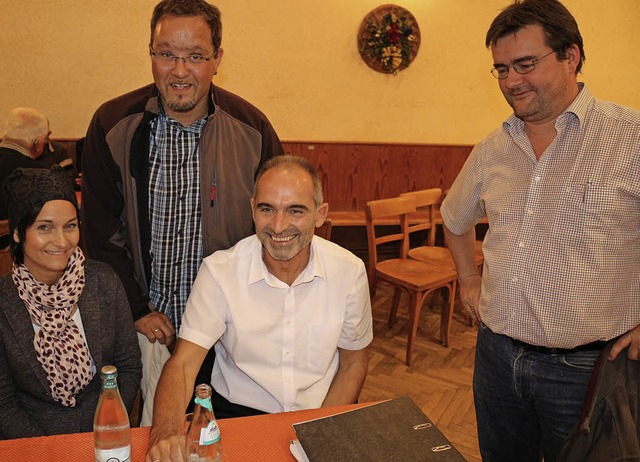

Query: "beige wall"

xmin=1 ymin=0 xmax=638 ymax=144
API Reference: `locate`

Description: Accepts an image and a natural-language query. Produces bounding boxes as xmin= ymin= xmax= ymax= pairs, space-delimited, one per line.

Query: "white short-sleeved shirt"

xmin=441 ymin=84 xmax=640 ymax=348
xmin=180 ymin=235 xmax=373 ymax=413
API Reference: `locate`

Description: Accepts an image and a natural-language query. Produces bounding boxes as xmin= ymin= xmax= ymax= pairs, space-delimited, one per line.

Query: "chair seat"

xmin=377 ymin=258 xmax=457 ymax=290
xmin=408 ymin=246 xmax=457 ymax=270
xmin=408 ymin=242 xmax=484 ymax=269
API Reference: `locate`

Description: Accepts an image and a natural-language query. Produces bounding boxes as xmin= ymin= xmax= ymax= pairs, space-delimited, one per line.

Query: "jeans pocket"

xmin=559 ymin=350 xmax=600 ymax=370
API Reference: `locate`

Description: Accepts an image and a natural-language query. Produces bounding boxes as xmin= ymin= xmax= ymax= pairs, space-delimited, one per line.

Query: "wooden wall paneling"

xmin=283 ymin=141 xmax=473 ymax=213
xmin=56 ymin=139 xmax=474 ymax=261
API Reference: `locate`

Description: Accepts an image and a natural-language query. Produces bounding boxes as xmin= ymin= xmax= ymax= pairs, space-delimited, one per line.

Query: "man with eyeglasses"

xmin=440 ymin=0 xmax=640 ymax=460
xmin=81 ymin=0 xmax=283 ymax=426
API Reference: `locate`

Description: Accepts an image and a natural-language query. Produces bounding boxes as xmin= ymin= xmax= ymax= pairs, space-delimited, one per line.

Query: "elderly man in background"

xmin=146 ymin=155 xmax=372 ymax=462
xmin=0 ymin=107 xmax=46 ymax=221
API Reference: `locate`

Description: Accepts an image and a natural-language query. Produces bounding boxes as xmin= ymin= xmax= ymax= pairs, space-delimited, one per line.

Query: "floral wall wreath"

xmin=358 ymin=4 xmax=421 ymax=75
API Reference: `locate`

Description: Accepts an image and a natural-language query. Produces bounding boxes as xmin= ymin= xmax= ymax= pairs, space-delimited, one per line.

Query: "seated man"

xmin=147 ymin=155 xmax=372 ymax=459
xmin=35 ymin=140 xmax=78 ymax=181
xmin=0 ymin=107 xmax=46 ymax=220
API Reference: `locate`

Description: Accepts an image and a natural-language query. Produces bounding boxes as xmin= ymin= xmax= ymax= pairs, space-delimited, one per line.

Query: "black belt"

xmin=510 ymin=338 xmax=607 ymax=355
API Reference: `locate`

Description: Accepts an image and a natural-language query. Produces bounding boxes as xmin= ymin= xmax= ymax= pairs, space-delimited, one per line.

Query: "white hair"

xmin=2 ymin=107 xmax=49 ymax=145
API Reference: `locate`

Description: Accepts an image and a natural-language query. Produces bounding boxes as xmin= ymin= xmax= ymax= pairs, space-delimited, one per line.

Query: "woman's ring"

xmin=153 ymin=328 xmax=160 ymax=333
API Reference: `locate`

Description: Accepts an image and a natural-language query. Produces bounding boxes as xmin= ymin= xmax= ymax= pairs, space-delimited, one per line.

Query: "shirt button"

xmin=527 ymin=209 xmax=533 ymax=215
xmin=534 ymin=176 xmax=541 ymax=182
xmin=518 ymin=242 xmax=525 ymax=248
xmin=511 ymin=277 xmax=518 ymax=283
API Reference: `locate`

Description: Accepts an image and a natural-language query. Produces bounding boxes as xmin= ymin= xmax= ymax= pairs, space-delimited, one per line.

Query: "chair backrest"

xmin=365 ymin=196 xmax=415 ymax=273
xmin=0 ymin=220 xmax=12 ymax=276
xmin=400 ymin=188 xmax=442 ymax=246
xmin=314 ymin=218 xmax=333 ymax=241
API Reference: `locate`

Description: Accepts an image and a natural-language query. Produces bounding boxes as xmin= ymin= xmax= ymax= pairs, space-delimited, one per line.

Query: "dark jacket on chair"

xmin=559 ymin=341 xmax=640 ymax=461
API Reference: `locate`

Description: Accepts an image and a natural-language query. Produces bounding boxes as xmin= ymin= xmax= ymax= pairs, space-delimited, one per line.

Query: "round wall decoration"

xmin=357 ymin=4 xmax=421 ymax=75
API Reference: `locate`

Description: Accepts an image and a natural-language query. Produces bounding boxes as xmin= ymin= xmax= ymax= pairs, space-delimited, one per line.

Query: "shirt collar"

xmin=247 ymin=237 xmax=325 ymax=287
xmin=503 ymin=82 xmax=592 ymax=134
xmin=0 ymin=140 xmax=31 ymax=158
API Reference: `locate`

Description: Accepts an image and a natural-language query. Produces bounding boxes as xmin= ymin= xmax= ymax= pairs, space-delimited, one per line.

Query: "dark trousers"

xmin=187 ymin=347 xmax=267 ymax=419
xmin=474 ymin=324 xmax=601 ymax=462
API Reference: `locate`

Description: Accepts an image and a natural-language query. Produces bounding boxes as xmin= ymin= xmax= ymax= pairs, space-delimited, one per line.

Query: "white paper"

xmin=290 ymin=439 xmax=310 ymax=462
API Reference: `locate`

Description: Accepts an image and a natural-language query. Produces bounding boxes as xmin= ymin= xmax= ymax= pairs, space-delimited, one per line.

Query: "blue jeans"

xmin=474 ymin=324 xmax=600 ymax=462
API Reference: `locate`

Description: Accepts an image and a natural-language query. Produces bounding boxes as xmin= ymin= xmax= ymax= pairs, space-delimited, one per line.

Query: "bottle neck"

xmin=101 ymin=378 xmax=119 ymax=392
xmin=194 ymin=396 xmax=213 ymax=412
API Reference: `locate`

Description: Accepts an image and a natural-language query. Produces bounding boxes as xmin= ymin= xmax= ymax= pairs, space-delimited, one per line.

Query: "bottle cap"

xmin=101 ymin=365 xmax=117 ymax=377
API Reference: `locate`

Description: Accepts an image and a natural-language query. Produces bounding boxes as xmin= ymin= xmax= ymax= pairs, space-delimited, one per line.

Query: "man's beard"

xmin=165 ymin=98 xmax=197 ymax=113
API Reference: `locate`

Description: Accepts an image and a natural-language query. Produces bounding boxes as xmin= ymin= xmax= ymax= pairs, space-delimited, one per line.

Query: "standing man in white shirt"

xmin=146 ymin=155 xmax=372 ymax=461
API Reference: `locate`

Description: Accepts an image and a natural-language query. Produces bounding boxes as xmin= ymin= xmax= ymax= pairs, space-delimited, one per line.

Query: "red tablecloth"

xmin=0 ymin=403 xmax=365 ymax=461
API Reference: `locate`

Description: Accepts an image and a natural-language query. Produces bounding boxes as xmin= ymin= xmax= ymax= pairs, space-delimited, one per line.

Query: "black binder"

xmin=292 ymin=396 xmax=466 ymax=461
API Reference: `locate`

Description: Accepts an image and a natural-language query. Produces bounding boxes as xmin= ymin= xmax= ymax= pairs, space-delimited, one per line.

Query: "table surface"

xmin=0 ymin=403 xmax=366 ymax=461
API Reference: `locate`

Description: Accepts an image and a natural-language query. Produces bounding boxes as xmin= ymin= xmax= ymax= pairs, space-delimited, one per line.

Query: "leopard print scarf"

xmin=12 ymin=247 xmax=94 ymax=407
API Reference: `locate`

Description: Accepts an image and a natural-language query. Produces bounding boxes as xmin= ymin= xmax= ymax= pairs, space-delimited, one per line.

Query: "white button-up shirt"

xmin=180 ymin=235 xmax=372 ymax=413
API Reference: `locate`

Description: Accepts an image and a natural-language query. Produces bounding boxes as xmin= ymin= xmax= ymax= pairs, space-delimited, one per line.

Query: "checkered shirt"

xmin=148 ymin=111 xmax=206 ymax=330
xmin=442 ymin=84 xmax=640 ymax=348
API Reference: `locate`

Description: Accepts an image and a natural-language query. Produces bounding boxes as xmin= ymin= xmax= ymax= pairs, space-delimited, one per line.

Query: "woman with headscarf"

xmin=0 ymin=167 xmax=142 ymax=439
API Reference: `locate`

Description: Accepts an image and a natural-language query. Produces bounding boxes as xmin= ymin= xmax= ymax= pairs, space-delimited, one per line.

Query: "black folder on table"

xmin=292 ymin=396 xmax=466 ymax=461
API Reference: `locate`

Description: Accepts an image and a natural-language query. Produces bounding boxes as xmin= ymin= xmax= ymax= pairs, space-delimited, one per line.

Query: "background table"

xmin=0 ymin=403 xmax=365 ymax=461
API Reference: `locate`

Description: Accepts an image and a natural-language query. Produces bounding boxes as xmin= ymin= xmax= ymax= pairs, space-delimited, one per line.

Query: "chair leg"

xmin=440 ymin=281 xmax=456 ymax=347
xmin=388 ymin=287 xmax=402 ymax=327
xmin=368 ymin=268 xmax=378 ymax=297
xmin=405 ymin=291 xmax=427 ymax=366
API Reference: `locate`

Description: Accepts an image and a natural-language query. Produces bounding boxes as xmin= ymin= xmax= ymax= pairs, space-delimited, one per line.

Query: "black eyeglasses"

xmin=490 ymin=50 xmax=556 ymax=79
xmin=149 ymin=46 xmax=212 ymax=66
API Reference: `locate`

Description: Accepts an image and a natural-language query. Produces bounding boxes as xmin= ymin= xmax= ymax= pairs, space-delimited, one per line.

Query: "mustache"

xmin=507 ymin=84 xmax=534 ymax=97
xmin=263 ymin=226 xmax=298 ymax=237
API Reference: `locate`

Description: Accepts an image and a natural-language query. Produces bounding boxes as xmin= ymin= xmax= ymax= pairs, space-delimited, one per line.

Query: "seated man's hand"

xmin=135 ymin=310 xmax=176 ymax=346
xmin=146 ymin=426 xmax=183 ymax=462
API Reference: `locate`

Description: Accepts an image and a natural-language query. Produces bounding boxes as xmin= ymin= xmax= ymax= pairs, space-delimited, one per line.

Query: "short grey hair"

xmin=254 ymin=155 xmax=324 ymax=207
xmin=2 ymin=107 xmax=49 ymax=145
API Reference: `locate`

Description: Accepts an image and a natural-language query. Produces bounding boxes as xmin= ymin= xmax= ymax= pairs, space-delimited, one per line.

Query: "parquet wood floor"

xmin=359 ymin=284 xmax=481 ymax=462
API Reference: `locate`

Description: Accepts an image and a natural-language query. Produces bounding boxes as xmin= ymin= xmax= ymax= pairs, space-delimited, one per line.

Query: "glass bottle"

xmin=183 ymin=383 xmax=222 ymax=462
xmin=94 ymin=365 xmax=131 ymax=462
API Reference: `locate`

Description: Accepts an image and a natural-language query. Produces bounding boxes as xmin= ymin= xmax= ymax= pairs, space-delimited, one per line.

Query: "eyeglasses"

xmin=490 ymin=50 xmax=556 ymax=79
xmin=149 ymin=46 xmax=212 ymax=66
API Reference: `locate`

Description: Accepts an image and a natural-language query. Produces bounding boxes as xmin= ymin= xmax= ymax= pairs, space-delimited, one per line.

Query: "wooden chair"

xmin=400 ymin=189 xmax=455 ymax=270
xmin=0 ymin=220 xmax=12 ymax=276
xmin=314 ymin=218 xmax=332 ymax=241
xmin=365 ymin=196 xmax=458 ymax=365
